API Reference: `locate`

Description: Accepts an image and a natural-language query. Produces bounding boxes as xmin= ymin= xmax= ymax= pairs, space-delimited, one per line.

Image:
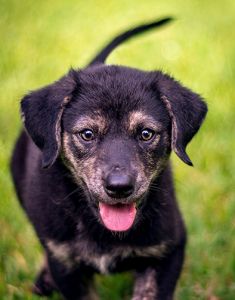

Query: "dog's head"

xmin=21 ymin=65 xmax=207 ymax=232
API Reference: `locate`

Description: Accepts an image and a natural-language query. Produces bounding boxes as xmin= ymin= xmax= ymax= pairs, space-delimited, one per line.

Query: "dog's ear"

xmin=21 ymin=69 xmax=78 ymax=169
xmin=156 ymin=72 xmax=207 ymax=166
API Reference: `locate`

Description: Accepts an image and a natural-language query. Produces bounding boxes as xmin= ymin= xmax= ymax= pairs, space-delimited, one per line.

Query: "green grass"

xmin=1 ymin=0 xmax=235 ymax=299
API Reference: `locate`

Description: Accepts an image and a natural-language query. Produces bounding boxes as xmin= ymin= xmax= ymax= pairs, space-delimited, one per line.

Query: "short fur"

xmin=11 ymin=18 xmax=207 ymax=300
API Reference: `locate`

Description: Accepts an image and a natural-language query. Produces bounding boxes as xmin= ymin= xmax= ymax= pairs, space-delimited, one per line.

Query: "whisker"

xmin=63 ymin=186 xmax=81 ymax=201
xmin=149 ymin=184 xmax=171 ymax=197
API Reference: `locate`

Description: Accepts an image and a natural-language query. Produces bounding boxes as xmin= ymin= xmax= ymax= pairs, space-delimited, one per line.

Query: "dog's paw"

xmin=32 ymin=267 xmax=56 ymax=296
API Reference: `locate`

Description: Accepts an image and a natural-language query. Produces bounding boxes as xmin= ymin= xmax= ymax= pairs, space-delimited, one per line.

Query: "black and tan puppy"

xmin=11 ymin=18 xmax=207 ymax=300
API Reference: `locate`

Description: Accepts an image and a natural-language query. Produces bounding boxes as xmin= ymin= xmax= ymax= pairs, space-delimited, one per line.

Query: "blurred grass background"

xmin=0 ymin=0 xmax=235 ymax=299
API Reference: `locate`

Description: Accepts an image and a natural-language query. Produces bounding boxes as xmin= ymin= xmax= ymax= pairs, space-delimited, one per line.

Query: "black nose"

xmin=104 ymin=173 xmax=134 ymax=198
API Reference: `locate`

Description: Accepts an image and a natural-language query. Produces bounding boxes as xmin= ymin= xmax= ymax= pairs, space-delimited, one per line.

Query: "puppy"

xmin=11 ymin=18 xmax=207 ymax=300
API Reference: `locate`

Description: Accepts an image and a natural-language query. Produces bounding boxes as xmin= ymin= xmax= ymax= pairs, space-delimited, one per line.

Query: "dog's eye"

xmin=80 ymin=129 xmax=95 ymax=141
xmin=140 ymin=129 xmax=155 ymax=141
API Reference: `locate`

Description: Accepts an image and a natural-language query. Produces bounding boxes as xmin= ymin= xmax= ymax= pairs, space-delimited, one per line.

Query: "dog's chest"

xmin=47 ymin=239 xmax=168 ymax=274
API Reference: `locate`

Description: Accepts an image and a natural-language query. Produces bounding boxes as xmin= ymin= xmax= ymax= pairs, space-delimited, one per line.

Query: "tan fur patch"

xmin=21 ymin=109 xmax=25 ymax=123
xmin=132 ymin=243 xmax=168 ymax=257
xmin=132 ymin=268 xmax=158 ymax=300
xmin=72 ymin=113 xmax=107 ymax=134
xmin=127 ymin=111 xmax=162 ymax=132
xmin=47 ymin=240 xmax=74 ymax=269
xmin=62 ymin=132 xmax=81 ymax=182
xmin=46 ymin=239 xmax=169 ymax=274
xmin=160 ymin=95 xmax=178 ymax=153
xmin=62 ymin=131 xmax=105 ymax=196
xmin=55 ymin=96 xmax=72 ymax=147
xmin=85 ymin=242 xmax=169 ymax=274
xmin=62 ymin=112 xmax=109 ymax=189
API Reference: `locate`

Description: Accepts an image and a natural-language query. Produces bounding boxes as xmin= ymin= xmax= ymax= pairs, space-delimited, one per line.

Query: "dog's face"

xmin=21 ymin=65 xmax=207 ymax=232
xmin=61 ymin=66 xmax=171 ymax=231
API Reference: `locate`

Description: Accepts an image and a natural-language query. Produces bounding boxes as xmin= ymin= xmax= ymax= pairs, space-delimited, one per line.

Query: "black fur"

xmin=11 ymin=18 xmax=207 ymax=300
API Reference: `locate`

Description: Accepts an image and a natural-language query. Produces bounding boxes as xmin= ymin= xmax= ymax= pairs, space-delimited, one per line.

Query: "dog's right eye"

xmin=79 ymin=129 xmax=95 ymax=141
xmin=139 ymin=128 xmax=155 ymax=142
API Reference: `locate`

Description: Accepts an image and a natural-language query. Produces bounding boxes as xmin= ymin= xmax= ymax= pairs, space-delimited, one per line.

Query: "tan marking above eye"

xmin=71 ymin=114 xmax=108 ymax=134
xmin=127 ymin=111 xmax=163 ymax=133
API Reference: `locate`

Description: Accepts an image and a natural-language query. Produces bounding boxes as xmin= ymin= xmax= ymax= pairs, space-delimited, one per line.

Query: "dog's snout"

xmin=104 ymin=173 xmax=134 ymax=198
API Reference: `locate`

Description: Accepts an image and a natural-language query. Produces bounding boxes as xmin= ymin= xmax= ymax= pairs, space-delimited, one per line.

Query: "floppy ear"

xmin=156 ymin=72 xmax=208 ymax=166
xmin=21 ymin=69 xmax=78 ymax=169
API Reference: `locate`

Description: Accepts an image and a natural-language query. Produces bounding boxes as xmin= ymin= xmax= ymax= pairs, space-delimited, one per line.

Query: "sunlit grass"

xmin=0 ymin=0 xmax=235 ymax=299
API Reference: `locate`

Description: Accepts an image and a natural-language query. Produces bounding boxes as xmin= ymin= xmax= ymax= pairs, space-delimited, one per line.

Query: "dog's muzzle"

xmin=100 ymin=171 xmax=136 ymax=232
xmin=104 ymin=172 xmax=134 ymax=199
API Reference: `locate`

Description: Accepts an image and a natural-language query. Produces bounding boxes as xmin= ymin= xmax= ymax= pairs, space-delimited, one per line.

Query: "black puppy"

xmin=11 ymin=18 xmax=207 ymax=300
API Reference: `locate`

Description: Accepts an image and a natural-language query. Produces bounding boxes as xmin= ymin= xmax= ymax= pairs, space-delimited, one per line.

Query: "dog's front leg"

xmin=132 ymin=243 xmax=185 ymax=300
xmin=156 ymin=243 xmax=185 ymax=300
xmin=132 ymin=268 xmax=158 ymax=300
xmin=47 ymin=256 xmax=97 ymax=300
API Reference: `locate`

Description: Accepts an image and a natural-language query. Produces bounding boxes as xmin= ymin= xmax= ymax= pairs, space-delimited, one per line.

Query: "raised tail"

xmin=89 ymin=17 xmax=173 ymax=66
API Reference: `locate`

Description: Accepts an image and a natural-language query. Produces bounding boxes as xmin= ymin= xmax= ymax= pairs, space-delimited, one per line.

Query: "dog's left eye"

xmin=79 ymin=129 xmax=95 ymax=141
xmin=140 ymin=129 xmax=155 ymax=141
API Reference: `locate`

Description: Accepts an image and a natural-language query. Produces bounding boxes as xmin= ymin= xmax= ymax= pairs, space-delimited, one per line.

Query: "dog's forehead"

xmin=63 ymin=65 xmax=169 ymax=128
xmin=78 ymin=65 xmax=155 ymax=108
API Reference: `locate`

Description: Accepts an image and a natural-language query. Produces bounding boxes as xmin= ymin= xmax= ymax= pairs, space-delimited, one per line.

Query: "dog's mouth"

xmin=99 ymin=202 xmax=136 ymax=232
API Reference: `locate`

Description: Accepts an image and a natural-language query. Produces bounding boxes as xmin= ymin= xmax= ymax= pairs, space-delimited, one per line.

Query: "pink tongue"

xmin=99 ymin=202 xmax=136 ymax=232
